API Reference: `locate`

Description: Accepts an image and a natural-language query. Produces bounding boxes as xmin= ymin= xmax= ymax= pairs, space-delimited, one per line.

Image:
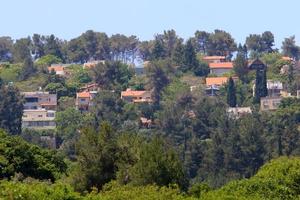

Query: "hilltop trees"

xmin=282 ymin=36 xmax=300 ymax=60
xmin=246 ymin=31 xmax=275 ymax=58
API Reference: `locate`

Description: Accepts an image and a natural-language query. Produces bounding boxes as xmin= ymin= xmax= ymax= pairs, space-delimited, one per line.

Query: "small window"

xmin=38 ymin=115 xmax=43 ymax=117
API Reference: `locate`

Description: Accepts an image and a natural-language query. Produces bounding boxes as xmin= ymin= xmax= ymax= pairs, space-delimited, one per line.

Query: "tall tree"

xmin=151 ymin=37 xmax=166 ymax=60
xmin=19 ymin=57 xmax=36 ymax=81
xmin=254 ymin=69 xmax=268 ymax=103
xmin=227 ymin=77 xmax=237 ymax=107
xmin=193 ymin=31 xmax=210 ymax=54
xmin=31 ymin=34 xmax=45 ymax=59
xmin=73 ymin=122 xmax=119 ymax=192
xmin=146 ymin=61 xmax=169 ymax=104
xmin=207 ymin=30 xmax=236 ymax=58
xmin=0 ymin=81 xmax=24 ymax=134
xmin=44 ymin=34 xmax=64 ymax=60
xmin=129 ymin=136 xmax=187 ymax=190
xmin=182 ymin=39 xmax=199 ymax=72
xmin=13 ymin=38 xmax=31 ymax=63
xmin=234 ymin=46 xmax=249 ymax=83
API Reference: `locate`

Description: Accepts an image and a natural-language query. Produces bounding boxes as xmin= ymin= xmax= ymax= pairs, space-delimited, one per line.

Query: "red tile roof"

xmin=121 ymin=90 xmax=147 ymax=97
xmin=206 ymin=77 xmax=228 ymax=86
xmin=209 ymin=62 xmax=233 ymax=69
xmin=48 ymin=66 xmax=64 ymax=72
xmin=77 ymin=91 xmax=91 ymax=98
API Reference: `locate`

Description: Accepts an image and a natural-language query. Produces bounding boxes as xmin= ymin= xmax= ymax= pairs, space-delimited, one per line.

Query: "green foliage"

xmin=129 ymin=136 xmax=188 ymax=190
xmin=35 ymin=54 xmax=63 ymax=71
xmin=0 ymin=180 xmax=81 ymax=200
xmin=0 ymin=63 xmax=22 ymax=83
xmin=0 ymin=130 xmax=66 ymax=181
xmin=72 ymin=122 xmax=119 ymax=192
xmin=201 ymin=157 xmax=300 ymax=200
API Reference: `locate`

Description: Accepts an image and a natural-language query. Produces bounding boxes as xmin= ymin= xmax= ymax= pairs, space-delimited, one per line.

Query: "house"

xmin=22 ymin=92 xmax=57 ymax=110
xmin=121 ymin=89 xmax=152 ymax=103
xmin=248 ymin=59 xmax=267 ymax=70
xmin=260 ymin=97 xmax=282 ymax=111
xmin=79 ymin=83 xmax=100 ymax=92
xmin=83 ymin=60 xmax=105 ymax=69
xmin=209 ymin=62 xmax=233 ymax=76
xmin=205 ymin=77 xmax=228 ymax=96
xmin=48 ymin=65 xmax=65 ymax=76
xmin=22 ymin=109 xmax=56 ymax=129
xmin=252 ymin=80 xmax=283 ymax=97
xmin=227 ymin=107 xmax=252 ymax=119
xmin=76 ymin=91 xmax=98 ymax=112
xmin=202 ymin=56 xmax=226 ymax=63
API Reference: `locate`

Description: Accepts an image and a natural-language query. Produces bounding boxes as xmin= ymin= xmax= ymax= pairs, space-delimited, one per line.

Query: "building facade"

xmin=22 ymin=109 xmax=56 ymax=129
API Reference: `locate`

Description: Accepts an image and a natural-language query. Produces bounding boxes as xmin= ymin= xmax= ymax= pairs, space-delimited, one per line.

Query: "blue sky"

xmin=1 ymin=0 xmax=300 ymax=48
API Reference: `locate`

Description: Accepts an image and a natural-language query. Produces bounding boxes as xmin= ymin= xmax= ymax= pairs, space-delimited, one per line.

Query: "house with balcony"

xmin=23 ymin=91 xmax=57 ymax=110
xmin=22 ymin=109 xmax=56 ymax=129
xmin=121 ymin=89 xmax=152 ymax=103
xmin=209 ymin=62 xmax=233 ymax=76
xmin=205 ymin=77 xmax=228 ymax=96
xmin=76 ymin=91 xmax=98 ymax=112
xmin=252 ymin=80 xmax=283 ymax=97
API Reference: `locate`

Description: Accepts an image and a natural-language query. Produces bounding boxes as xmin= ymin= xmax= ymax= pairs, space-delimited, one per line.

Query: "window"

xmin=47 ymin=113 xmax=55 ymax=117
xmin=38 ymin=115 xmax=43 ymax=117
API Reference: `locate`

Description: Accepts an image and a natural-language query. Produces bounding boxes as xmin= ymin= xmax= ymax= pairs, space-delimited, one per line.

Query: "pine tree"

xmin=227 ymin=77 xmax=237 ymax=107
xmin=182 ymin=39 xmax=199 ymax=72
xmin=151 ymin=39 xmax=166 ymax=60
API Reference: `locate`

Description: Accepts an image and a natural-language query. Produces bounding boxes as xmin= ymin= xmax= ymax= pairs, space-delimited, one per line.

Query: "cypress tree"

xmin=227 ymin=77 xmax=237 ymax=107
xmin=254 ymin=69 xmax=268 ymax=103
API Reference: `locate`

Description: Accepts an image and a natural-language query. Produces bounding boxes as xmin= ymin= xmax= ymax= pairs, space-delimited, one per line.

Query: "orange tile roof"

xmin=48 ymin=66 xmax=64 ymax=72
xmin=77 ymin=91 xmax=91 ymax=98
xmin=282 ymin=56 xmax=293 ymax=61
xmin=206 ymin=77 xmax=228 ymax=86
xmin=209 ymin=62 xmax=233 ymax=69
xmin=203 ymin=56 xmax=226 ymax=60
xmin=121 ymin=90 xmax=147 ymax=97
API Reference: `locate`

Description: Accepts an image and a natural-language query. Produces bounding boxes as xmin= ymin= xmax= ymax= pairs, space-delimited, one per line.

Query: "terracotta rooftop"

xmin=77 ymin=91 xmax=91 ymax=98
xmin=206 ymin=77 xmax=228 ymax=86
xmin=282 ymin=56 xmax=293 ymax=61
xmin=209 ymin=62 xmax=233 ymax=69
xmin=48 ymin=66 xmax=64 ymax=72
xmin=121 ymin=89 xmax=147 ymax=97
